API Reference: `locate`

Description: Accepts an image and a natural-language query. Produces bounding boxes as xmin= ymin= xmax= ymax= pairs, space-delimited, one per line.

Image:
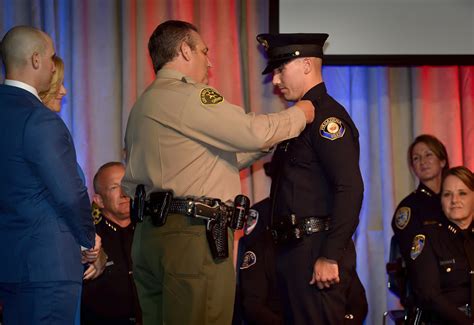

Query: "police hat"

xmin=257 ymin=33 xmax=329 ymax=74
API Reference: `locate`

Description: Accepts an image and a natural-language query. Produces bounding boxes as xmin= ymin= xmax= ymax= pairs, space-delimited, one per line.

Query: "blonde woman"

xmin=408 ymin=166 xmax=474 ymax=324
xmin=39 ymin=55 xmax=67 ymax=111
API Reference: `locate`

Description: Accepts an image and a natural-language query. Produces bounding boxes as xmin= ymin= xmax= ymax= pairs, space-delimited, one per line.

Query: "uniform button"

xmin=290 ymin=157 xmax=297 ymax=165
xmin=446 ymin=267 xmax=452 ymax=272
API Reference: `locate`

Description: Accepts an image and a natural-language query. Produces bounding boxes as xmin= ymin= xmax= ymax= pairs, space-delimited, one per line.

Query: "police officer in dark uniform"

xmin=407 ymin=166 xmax=474 ymax=325
xmin=256 ymin=33 xmax=366 ymax=324
xmin=81 ymin=162 xmax=141 ymax=325
xmin=392 ymin=135 xmax=449 ymax=262
xmin=235 ymin=161 xmax=368 ymax=325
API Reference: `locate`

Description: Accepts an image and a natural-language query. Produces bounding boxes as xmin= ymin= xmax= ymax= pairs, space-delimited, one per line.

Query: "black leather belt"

xmin=271 ymin=215 xmax=330 ymax=243
xmin=167 ymin=197 xmax=231 ymax=217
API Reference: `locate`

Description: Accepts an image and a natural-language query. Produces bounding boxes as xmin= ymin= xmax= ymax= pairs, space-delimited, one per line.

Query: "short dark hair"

xmin=93 ymin=162 xmax=124 ymax=194
xmin=148 ymin=20 xmax=198 ymax=73
xmin=407 ymin=134 xmax=449 ymax=176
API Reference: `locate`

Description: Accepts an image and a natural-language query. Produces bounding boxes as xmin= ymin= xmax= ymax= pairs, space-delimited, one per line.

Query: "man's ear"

xmin=303 ymin=58 xmax=312 ymax=74
xmin=93 ymin=193 xmax=105 ymax=209
xmin=180 ymin=41 xmax=192 ymax=61
xmin=31 ymin=52 xmax=40 ymax=69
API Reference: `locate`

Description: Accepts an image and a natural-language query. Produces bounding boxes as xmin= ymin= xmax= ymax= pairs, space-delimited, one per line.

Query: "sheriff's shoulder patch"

xmin=395 ymin=207 xmax=411 ymax=230
xmin=200 ymin=88 xmax=224 ymax=105
xmin=410 ymin=234 xmax=425 ymax=260
xmin=240 ymin=251 xmax=256 ymax=269
xmin=320 ymin=117 xmax=345 ymax=140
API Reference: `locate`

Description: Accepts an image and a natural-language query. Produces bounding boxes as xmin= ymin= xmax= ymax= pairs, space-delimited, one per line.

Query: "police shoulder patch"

xmin=200 ymin=88 xmax=224 ymax=105
xmin=240 ymin=251 xmax=257 ymax=269
xmin=319 ymin=117 xmax=345 ymax=140
xmin=395 ymin=207 xmax=411 ymax=230
xmin=410 ymin=234 xmax=425 ymax=260
xmin=92 ymin=205 xmax=102 ymax=224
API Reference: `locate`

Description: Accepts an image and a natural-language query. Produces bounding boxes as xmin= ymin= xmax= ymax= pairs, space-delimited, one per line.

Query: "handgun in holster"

xmin=194 ymin=194 xmax=250 ymax=260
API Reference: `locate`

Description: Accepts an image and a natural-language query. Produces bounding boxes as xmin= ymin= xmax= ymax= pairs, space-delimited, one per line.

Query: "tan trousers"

xmin=132 ymin=213 xmax=235 ymax=325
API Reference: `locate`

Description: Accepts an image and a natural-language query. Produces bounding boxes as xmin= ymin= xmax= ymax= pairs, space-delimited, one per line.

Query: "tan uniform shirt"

xmin=122 ymin=68 xmax=306 ymax=202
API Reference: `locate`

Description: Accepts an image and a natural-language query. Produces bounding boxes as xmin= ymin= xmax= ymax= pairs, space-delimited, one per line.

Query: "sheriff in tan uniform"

xmin=121 ymin=20 xmax=314 ymax=325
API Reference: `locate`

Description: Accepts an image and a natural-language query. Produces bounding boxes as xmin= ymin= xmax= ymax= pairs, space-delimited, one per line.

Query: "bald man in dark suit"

xmin=0 ymin=26 xmax=96 ymax=324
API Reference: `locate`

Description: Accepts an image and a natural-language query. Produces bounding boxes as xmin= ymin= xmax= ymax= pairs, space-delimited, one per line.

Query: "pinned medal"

xmin=200 ymin=88 xmax=224 ymax=105
xmin=395 ymin=207 xmax=411 ymax=230
xmin=410 ymin=234 xmax=425 ymax=260
xmin=240 ymin=251 xmax=257 ymax=269
xmin=320 ymin=117 xmax=345 ymax=140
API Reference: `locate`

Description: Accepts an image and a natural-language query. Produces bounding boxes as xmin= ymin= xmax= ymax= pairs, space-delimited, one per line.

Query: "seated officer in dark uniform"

xmin=256 ymin=33 xmax=366 ymax=324
xmin=81 ymin=162 xmax=141 ymax=325
xmin=408 ymin=166 xmax=474 ymax=325
xmin=235 ymin=160 xmax=367 ymax=325
xmin=391 ymin=135 xmax=449 ymax=263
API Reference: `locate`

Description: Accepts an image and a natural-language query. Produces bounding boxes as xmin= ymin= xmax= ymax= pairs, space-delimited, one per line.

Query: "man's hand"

xmin=83 ymin=248 xmax=108 ymax=280
xmin=309 ymin=257 xmax=340 ymax=289
xmin=81 ymin=234 xmax=102 ymax=264
xmin=295 ymin=100 xmax=315 ymax=124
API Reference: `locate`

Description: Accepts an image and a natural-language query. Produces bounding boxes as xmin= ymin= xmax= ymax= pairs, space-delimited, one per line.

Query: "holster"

xmin=205 ymin=214 xmax=229 ymax=260
xmin=194 ymin=195 xmax=250 ymax=260
xmin=148 ymin=191 xmax=173 ymax=226
xmin=130 ymin=184 xmax=146 ymax=223
xmin=130 ymin=185 xmax=173 ymax=227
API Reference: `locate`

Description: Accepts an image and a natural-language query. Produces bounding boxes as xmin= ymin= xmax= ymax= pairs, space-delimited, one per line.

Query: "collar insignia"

xmin=410 ymin=234 xmax=425 ymax=260
xmin=420 ymin=188 xmax=433 ymax=197
xmin=105 ymin=219 xmax=117 ymax=232
xmin=320 ymin=117 xmax=345 ymax=140
xmin=395 ymin=207 xmax=411 ymax=230
xmin=448 ymin=224 xmax=457 ymax=234
xmin=240 ymin=251 xmax=257 ymax=269
xmin=200 ymin=88 xmax=224 ymax=105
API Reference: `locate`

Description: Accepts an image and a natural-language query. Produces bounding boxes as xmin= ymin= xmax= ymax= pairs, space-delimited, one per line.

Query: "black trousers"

xmin=275 ymin=233 xmax=358 ymax=325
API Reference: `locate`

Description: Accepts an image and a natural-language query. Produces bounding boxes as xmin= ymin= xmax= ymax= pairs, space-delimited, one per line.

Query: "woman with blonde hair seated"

xmin=408 ymin=166 xmax=474 ymax=324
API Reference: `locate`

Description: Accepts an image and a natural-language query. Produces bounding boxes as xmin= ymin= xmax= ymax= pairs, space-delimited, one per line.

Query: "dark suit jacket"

xmin=0 ymin=84 xmax=95 ymax=284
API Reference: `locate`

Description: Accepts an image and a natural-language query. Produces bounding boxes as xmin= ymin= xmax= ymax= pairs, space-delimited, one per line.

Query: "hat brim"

xmin=261 ymin=59 xmax=292 ymax=75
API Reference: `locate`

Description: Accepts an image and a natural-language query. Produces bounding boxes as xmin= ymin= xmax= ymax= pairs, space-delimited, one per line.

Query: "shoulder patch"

xmin=240 ymin=251 xmax=257 ymax=269
xmin=410 ymin=234 xmax=425 ymax=260
xmin=395 ymin=207 xmax=411 ymax=230
xmin=200 ymin=88 xmax=224 ymax=105
xmin=319 ymin=117 xmax=345 ymax=140
xmin=92 ymin=204 xmax=102 ymax=224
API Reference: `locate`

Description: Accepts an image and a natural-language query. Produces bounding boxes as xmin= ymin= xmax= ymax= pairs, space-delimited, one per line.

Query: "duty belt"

xmin=271 ymin=215 xmax=330 ymax=244
xmin=131 ymin=185 xmax=250 ymax=261
xmin=167 ymin=197 xmax=228 ymax=217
